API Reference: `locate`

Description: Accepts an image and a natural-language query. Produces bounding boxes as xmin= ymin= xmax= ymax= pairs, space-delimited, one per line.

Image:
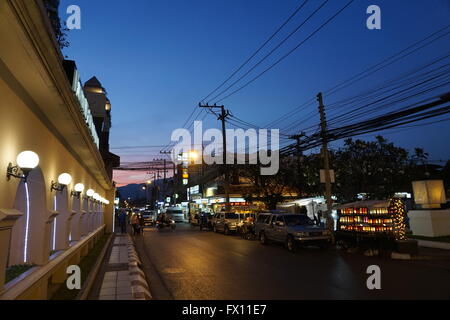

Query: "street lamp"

xmin=86 ymin=189 xmax=95 ymax=198
xmin=188 ymin=150 xmax=199 ymax=163
xmin=7 ymin=151 xmax=40 ymax=182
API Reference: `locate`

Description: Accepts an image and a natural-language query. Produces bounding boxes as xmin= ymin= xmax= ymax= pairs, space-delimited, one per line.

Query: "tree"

xmin=238 ymin=159 xmax=297 ymax=210
xmin=43 ymin=0 xmax=70 ymax=49
xmin=331 ymin=136 xmax=411 ymax=202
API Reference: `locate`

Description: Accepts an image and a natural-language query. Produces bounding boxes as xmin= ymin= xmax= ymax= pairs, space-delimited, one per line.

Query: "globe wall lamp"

xmin=6 ymin=151 xmax=40 ymax=182
xmin=71 ymin=183 xmax=85 ymax=198
xmin=51 ymin=173 xmax=72 ymax=192
xmin=85 ymin=189 xmax=95 ymax=199
xmin=99 ymin=197 xmax=109 ymax=205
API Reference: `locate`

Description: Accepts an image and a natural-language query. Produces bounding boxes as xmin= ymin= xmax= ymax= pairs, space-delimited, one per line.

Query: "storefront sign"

xmin=189 ymin=185 xmax=200 ymax=195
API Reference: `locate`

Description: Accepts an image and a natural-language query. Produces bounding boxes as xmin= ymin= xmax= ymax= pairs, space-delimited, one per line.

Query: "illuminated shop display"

xmin=337 ymin=199 xmax=406 ymax=237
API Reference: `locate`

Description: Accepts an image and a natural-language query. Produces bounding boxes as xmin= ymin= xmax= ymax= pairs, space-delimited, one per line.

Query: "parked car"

xmin=255 ymin=213 xmax=332 ymax=252
xmin=213 ymin=212 xmax=240 ymax=235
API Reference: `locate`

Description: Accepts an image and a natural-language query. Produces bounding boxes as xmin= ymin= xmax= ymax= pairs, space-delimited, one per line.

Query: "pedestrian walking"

xmin=131 ymin=213 xmax=140 ymax=236
xmin=139 ymin=213 xmax=145 ymax=234
xmin=118 ymin=210 xmax=127 ymax=234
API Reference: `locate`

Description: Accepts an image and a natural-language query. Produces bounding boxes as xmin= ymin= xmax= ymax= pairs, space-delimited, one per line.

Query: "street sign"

xmin=320 ymin=169 xmax=335 ymax=184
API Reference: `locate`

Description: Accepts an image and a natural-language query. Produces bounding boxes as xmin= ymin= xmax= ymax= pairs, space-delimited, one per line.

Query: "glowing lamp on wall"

xmin=71 ymin=183 xmax=85 ymax=198
xmin=105 ymin=100 xmax=112 ymax=112
xmin=412 ymin=180 xmax=446 ymax=209
xmin=86 ymin=189 xmax=95 ymax=198
xmin=51 ymin=173 xmax=72 ymax=192
xmin=7 ymin=151 xmax=40 ymax=182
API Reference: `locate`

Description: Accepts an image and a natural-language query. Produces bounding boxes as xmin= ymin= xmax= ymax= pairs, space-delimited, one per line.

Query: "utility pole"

xmin=160 ymin=151 xmax=177 ymax=205
xmin=163 ymin=159 xmax=167 ymax=203
xmin=288 ymin=133 xmax=306 ymax=199
xmin=199 ymin=103 xmax=231 ymax=211
xmin=317 ymin=93 xmax=334 ymax=237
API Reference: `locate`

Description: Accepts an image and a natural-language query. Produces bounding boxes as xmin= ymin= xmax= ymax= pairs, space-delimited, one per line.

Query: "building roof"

xmin=84 ymin=76 xmax=102 ymax=88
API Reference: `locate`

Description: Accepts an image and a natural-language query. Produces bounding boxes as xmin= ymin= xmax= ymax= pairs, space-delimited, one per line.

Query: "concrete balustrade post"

xmin=104 ymin=188 xmax=116 ymax=233
xmin=0 ymin=209 xmax=23 ymax=293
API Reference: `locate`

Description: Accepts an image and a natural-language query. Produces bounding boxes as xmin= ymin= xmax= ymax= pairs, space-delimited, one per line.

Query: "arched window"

xmin=49 ymin=188 xmax=70 ymax=253
xmin=69 ymin=195 xmax=82 ymax=243
xmin=9 ymin=168 xmax=48 ymax=266
xmin=88 ymin=200 xmax=95 ymax=233
xmin=80 ymin=196 xmax=89 ymax=237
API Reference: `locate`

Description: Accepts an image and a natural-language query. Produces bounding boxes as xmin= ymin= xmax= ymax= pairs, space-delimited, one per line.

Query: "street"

xmin=137 ymin=224 xmax=450 ymax=300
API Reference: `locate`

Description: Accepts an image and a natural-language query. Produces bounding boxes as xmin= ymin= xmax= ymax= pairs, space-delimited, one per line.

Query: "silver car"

xmin=213 ymin=212 xmax=239 ymax=235
xmin=256 ymin=213 xmax=332 ymax=252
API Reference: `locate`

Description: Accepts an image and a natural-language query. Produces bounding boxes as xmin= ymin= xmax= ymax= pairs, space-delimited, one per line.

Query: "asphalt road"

xmin=136 ymin=224 xmax=450 ymax=300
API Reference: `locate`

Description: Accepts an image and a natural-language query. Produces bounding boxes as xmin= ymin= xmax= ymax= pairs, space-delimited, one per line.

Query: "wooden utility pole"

xmin=288 ymin=133 xmax=306 ymax=197
xmin=160 ymin=151 xmax=177 ymax=205
xmin=199 ymin=103 xmax=231 ymax=211
xmin=317 ymin=93 xmax=334 ymax=236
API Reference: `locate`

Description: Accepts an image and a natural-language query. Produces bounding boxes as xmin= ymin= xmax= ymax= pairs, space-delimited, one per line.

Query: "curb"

xmin=416 ymin=240 xmax=450 ymax=251
xmin=126 ymin=235 xmax=152 ymax=300
xmin=391 ymin=251 xmax=450 ymax=261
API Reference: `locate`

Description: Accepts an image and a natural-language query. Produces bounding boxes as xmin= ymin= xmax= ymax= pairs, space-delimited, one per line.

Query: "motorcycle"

xmin=199 ymin=218 xmax=210 ymax=231
xmin=156 ymin=219 xmax=176 ymax=231
xmin=239 ymin=220 xmax=256 ymax=240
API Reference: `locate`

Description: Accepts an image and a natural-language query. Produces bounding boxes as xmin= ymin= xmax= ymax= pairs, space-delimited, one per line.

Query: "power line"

xmin=207 ymin=0 xmax=329 ymax=103
xmin=279 ymin=51 xmax=450 ymax=135
xmin=263 ymin=25 xmax=450 ymax=130
xmin=200 ymin=0 xmax=310 ymax=103
xmin=213 ymin=0 xmax=356 ymax=103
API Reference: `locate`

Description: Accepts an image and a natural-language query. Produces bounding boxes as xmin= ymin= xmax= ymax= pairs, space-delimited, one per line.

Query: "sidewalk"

xmin=416 ymin=239 xmax=450 ymax=251
xmin=391 ymin=240 xmax=450 ymax=261
xmin=90 ymin=232 xmax=152 ymax=300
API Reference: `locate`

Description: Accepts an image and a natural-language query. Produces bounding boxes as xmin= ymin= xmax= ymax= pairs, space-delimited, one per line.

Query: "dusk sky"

xmin=59 ymin=0 xmax=450 ymax=186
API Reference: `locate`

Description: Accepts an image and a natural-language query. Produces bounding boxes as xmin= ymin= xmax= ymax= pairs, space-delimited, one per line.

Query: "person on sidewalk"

xmin=139 ymin=213 xmax=145 ymax=234
xmin=131 ymin=213 xmax=140 ymax=236
xmin=118 ymin=210 xmax=127 ymax=234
